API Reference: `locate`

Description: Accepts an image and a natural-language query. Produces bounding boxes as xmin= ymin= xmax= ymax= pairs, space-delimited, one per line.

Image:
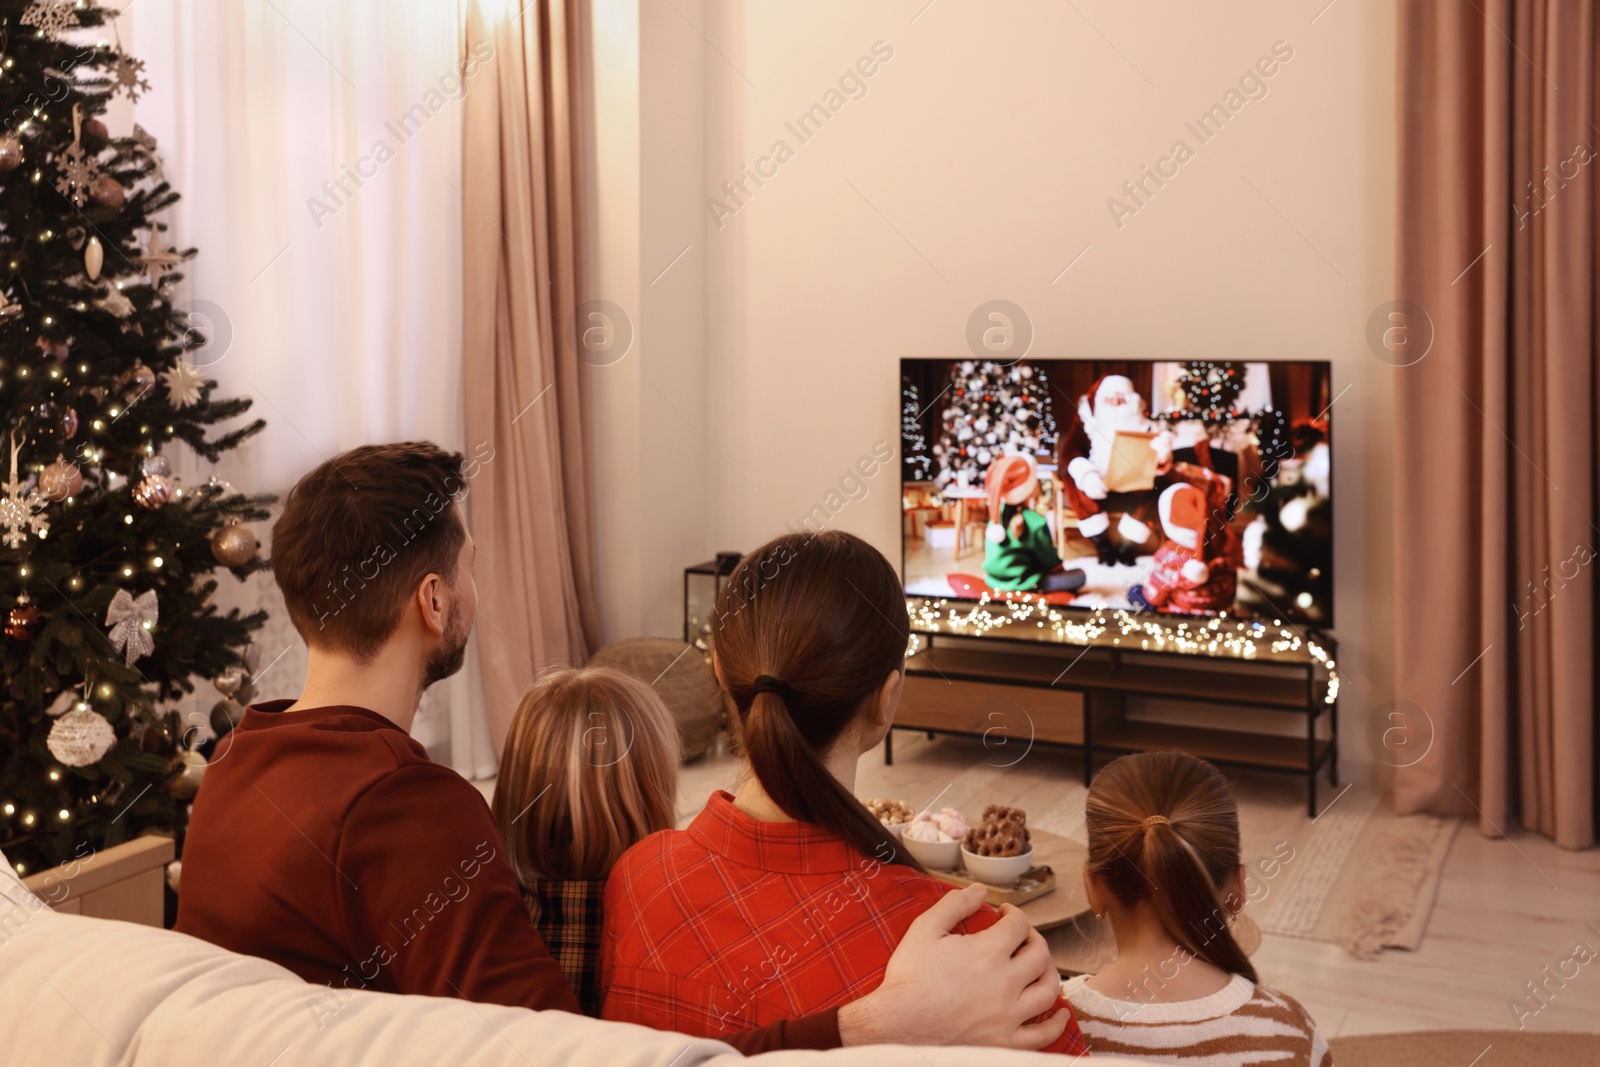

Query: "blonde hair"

xmin=493 ymin=667 xmax=680 ymax=883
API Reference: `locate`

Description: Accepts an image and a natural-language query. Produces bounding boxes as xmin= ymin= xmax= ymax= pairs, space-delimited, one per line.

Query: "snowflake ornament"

xmin=20 ymin=0 xmax=79 ymax=41
xmin=111 ymin=50 xmax=152 ymax=103
xmin=0 ymin=477 xmax=49 ymax=549
xmin=54 ymin=106 xmax=102 ymax=208
xmin=163 ymin=359 xmax=205 ymax=408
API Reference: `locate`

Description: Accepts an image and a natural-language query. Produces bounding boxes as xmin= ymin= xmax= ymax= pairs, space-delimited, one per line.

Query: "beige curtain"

xmin=461 ymin=0 xmax=602 ymax=750
xmin=1394 ymin=1 xmax=1596 ymax=849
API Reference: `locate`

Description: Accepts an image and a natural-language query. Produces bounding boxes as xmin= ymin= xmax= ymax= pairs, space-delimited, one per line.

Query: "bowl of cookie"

xmin=865 ymin=798 xmax=913 ymax=840
xmin=960 ymin=804 xmax=1035 ymax=886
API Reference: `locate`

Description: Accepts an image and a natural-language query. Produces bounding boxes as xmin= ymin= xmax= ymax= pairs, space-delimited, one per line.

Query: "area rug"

xmin=1328 ymin=1030 xmax=1600 ymax=1067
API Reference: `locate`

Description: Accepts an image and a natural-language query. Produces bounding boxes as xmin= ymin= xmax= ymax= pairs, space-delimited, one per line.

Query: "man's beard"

xmin=422 ymin=596 xmax=470 ymax=689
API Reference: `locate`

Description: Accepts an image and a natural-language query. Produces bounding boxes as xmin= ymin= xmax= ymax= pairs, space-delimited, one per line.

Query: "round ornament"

xmin=132 ymin=473 xmax=173 ymax=509
xmin=35 ymin=336 xmax=70 ymax=363
xmin=5 ymin=594 xmax=43 ymax=641
xmin=211 ymin=521 xmax=258 ymax=566
xmin=89 ymin=176 xmax=125 ymax=209
xmin=39 ymin=457 xmax=83 ymax=501
xmin=163 ymin=749 xmax=207 ymax=800
xmin=141 ymin=453 xmax=170 ymax=479
xmin=210 ymin=697 xmax=246 ymax=739
xmin=0 ymin=136 xmax=22 ymax=172
xmin=82 ymin=117 xmax=110 ymax=151
xmin=47 ymin=708 xmax=117 ymax=767
xmin=35 ymin=401 xmax=79 ymax=441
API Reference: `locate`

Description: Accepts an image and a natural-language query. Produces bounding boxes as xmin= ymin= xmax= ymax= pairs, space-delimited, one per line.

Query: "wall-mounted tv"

xmin=900 ymin=359 xmax=1333 ymax=627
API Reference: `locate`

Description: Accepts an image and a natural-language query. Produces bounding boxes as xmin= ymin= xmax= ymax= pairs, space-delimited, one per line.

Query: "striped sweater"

xmin=1061 ymin=974 xmax=1333 ymax=1065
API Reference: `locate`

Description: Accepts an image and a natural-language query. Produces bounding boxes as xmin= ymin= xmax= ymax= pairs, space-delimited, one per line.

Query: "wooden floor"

xmin=478 ymin=730 xmax=1600 ymax=1038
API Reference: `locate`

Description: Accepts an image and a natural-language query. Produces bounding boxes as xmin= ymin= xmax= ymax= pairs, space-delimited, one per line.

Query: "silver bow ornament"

xmin=105 ymin=588 xmax=159 ymax=665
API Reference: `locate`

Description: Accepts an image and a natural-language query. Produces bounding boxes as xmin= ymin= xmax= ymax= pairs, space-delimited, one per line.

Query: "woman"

xmin=1065 ymin=751 xmax=1332 ymax=1065
xmin=492 ymin=667 xmax=679 ymax=1015
xmin=599 ymin=530 xmax=1085 ymax=1054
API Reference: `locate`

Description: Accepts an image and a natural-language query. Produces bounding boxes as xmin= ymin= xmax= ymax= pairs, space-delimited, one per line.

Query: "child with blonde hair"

xmin=1066 ymin=751 xmax=1332 ymax=1065
xmin=492 ymin=667 xmax=680 ymax=1015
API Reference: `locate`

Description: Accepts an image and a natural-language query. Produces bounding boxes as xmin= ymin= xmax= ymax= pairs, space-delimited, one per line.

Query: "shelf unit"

xmin=891 ymin=626 xmax=1339 ymax=816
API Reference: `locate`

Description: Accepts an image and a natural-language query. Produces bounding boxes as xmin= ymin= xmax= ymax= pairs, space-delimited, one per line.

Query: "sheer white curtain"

xmin=123 ymin=1 xmax=498 ymax=778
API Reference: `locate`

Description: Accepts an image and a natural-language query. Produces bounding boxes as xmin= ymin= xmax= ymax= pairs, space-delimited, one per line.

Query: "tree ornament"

xmin=213 ymin=665 xmax=248 ymax=698
xmin=0 ymin=136 xmax=23 ymax=172
xmin=211 ymin=520 xmax=258 ymax=566
xmin=163 ymin=359 xmax=204 ymax=408
xmin=85 ymin=234 xmax=104 ymax=280
xmin=47 ymin=708 xmax=116 ymax=767
xmin=139 ymin=228 xmax=183 ymax=287
xmin=141 ymin=453 xmax=171 ymax=479
xmin=105 ymin=588 xmax=158 ymax=664
xmin=98 ymin=284 xmax=134 ymax=320
xmin=35 ymin=335 xmax=69 ymax=363
xmin=20 ymin=0 xmax=79 ymax=41
xmin=39 ymin=456 xmax=82 ymax=501
xmin=0 ymin=436 xmax=50 ymax=548
xmin=81 ymin=116 xmax=110 ymax=151
xmin=89 ymin=175 xmax=124 ymax=210
xmin=163 ymin=750 xmax=207 ymax=800
xmin=53 ymin=105 xmax=101 ymax=208
xmin=210 ymin=698 xmax=246 ymax=739
xmin=5 ymin=593 xmax=43 ymax=640
xmin=121 ymin=360 xmax=157 ymax=401
xmin=132 ymin=473 xmax=173 ymax=509
xmin=110 ymin=49 xmax=152 ymax=103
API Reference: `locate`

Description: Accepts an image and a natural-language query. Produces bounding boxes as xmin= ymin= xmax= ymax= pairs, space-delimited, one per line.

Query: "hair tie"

xmin=1142 ymin=814 xmax=1170 ymax=829
xmin=751 ymin=675 xmax=792 ymax=700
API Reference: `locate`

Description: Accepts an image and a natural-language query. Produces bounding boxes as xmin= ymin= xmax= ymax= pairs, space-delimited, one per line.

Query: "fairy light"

xmin=906 ymin=596 xmax=1339 ymax=704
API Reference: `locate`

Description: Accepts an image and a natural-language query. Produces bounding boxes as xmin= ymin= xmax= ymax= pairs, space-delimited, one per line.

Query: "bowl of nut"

xmin=961 ymin=805 xmax=1035 ymax=886
xmin=865 ymin=797 xmax=913 ymax=839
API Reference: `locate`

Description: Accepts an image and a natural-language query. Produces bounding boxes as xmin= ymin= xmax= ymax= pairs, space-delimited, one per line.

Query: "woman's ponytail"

xmin=740 ymin=688 xmax=917 ymax=870
xmin=712 ymin=531 xmax=921 ymax=871
xmin=1085 ymin=751 xmax=1258 ymax=983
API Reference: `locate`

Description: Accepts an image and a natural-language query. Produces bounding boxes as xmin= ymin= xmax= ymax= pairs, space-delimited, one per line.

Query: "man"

xmin=1057 ymin=374 xmax=1174 ymax=565
xmin=178 ymin=442 xmax=1067 ymax=1053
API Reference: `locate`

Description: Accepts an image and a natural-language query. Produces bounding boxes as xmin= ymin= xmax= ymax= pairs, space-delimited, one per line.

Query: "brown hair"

xmin=712 ymin=530 xmax=918 ymax=870
xmin=493 ymin=667 xmax=680 ymax=883
xmin=1085 ymin=751 xmax=1257 ymax=982
xmin=271 ymin=442 xmax=467 ymax=661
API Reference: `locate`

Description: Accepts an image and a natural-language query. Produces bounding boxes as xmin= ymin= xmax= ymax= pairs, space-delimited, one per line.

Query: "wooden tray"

xmin=930 ymin=863 xmax=1057 ymax=907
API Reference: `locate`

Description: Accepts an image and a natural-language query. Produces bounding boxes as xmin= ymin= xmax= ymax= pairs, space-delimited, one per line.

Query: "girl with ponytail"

xmin=1065 ymin=751 xmax=1333 ymax=1065
xmin=600 ymin=531 xmax=1085 ymax=1055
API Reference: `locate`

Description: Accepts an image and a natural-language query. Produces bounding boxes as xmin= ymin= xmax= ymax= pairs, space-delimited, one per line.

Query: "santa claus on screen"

xmin=1056 ymin=374 xmax=1175 ymax=565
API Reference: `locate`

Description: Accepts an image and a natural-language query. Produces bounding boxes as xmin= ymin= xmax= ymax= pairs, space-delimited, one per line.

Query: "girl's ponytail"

xmin=1086 ymin=752 xmax=1258 ymax=983
xmin=712 ymin=532 xmax=921 ymax=870
xmin=1140 ymin=817 xmax=1257 ymax=983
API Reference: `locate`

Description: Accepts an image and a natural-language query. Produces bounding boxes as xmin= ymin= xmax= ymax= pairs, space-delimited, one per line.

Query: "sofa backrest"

xmin=1 ymin=853 xmax=1160 ymax=1067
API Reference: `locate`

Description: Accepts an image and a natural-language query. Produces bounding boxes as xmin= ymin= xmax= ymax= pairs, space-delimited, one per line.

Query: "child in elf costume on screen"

xmin=1127 ymin=482 xmax=1241 ymax=614
xmin=982 ymin=454 xmax=1087 ymax=596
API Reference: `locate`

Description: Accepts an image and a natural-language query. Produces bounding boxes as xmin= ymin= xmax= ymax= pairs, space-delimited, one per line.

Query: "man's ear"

xmin=416 ymin=573 xmax=448 ymax=638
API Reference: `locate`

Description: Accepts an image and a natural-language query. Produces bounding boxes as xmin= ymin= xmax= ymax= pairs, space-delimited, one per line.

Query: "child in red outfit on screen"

xmin=600 ymin=530 xmax=1088 ymax=1056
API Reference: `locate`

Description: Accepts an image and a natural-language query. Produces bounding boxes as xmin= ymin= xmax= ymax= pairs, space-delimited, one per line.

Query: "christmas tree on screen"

xmin=0 ymin=0 xmax=272 ymax=878
xmin=930 ymin=360 xmax=1055 ymax=491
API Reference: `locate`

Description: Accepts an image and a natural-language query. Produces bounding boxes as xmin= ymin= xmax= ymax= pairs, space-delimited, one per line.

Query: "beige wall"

xmin=591 ymin=0 xmax=1397 ymax=783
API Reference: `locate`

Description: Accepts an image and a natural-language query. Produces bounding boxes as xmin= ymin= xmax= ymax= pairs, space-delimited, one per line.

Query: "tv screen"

xmin=900 ymin=359 xmax=1333 ymax=627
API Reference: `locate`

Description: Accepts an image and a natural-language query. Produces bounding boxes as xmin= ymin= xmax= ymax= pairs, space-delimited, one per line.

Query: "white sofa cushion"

xmin=0 ymin=855 xmax=1157 ymax=1066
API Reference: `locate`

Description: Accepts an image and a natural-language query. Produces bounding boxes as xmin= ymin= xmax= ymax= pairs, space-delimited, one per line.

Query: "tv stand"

xmin=890 ymin=602 xmax=1340 ymax=816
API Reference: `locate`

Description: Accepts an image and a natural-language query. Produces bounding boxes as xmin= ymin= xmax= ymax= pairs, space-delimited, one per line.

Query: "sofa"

xmin=0 ymin=854 xmax=1159 ymax=1066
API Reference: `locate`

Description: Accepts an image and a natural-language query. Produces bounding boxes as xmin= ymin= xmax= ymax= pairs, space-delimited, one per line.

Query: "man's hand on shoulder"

xmin=837 ymin=883 xmax=1066 ymax=1049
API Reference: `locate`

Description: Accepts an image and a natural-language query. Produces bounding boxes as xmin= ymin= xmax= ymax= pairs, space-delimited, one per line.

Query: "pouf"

xmin=588 ymin=638 xmax=724 ymax=761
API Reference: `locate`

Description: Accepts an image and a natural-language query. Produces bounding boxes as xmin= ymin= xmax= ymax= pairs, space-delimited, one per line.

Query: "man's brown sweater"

xmin=177 ymin=702 xmax=839 ymax=1052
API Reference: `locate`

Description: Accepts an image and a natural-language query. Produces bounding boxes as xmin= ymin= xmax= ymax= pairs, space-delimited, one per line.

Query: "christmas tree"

xmin=1157 ymin=361 xmax=1246 ymax=427
xmin=900 ymin=375 xmax=931 ymax=482
xmin=0 ymin=1 xmax=272 ymax=879
xmin=930 ymin=360 xmax=1055 ymax=490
